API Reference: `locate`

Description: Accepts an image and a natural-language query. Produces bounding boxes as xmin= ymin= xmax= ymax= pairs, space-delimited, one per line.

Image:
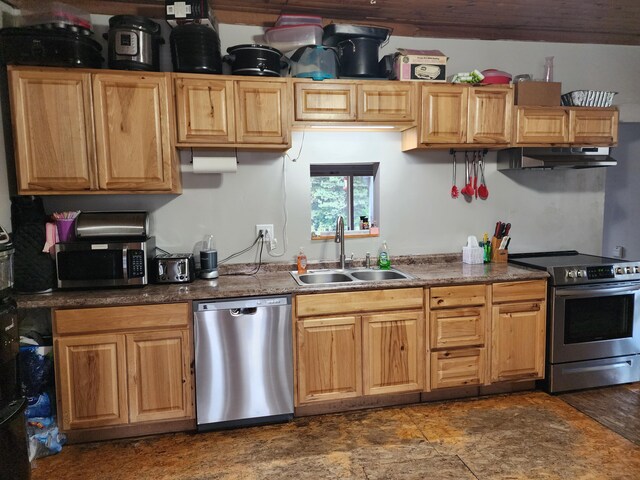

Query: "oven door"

xmin=550 ymin=282 xmax=640 ymax=364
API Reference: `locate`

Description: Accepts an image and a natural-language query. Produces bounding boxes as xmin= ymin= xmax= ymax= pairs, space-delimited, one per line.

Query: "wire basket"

xmin=561 ymin=90 xmax=617 ymax=107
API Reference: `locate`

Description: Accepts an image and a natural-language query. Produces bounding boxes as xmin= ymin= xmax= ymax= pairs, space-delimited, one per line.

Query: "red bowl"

xmin=480 ymin=69 xmax=512 ymax=85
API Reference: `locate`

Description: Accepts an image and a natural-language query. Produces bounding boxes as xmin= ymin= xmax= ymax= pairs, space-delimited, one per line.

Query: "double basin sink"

xmin=290 ymin=267 xmax=414 ymax=286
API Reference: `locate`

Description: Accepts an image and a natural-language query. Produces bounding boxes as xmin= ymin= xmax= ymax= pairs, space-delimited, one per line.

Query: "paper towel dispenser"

xmin=180 ymin=150 xmax=238 ymax=174
xmin=497 ymin=147 xmax=617 ymax=170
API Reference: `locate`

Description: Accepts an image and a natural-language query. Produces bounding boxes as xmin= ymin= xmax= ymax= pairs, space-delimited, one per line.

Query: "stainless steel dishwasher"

xmin=193 ymin=295 xmax=293 ymax=431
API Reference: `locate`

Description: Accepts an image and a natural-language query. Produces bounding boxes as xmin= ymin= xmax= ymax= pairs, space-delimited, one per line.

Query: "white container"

xmin=265 ymin=24 xmax=323 ymax=54
xmin=463 ymin=246 xmax=484 ymax=264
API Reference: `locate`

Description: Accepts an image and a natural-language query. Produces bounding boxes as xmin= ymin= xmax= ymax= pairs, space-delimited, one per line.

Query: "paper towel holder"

xmin=180 ymin=148 xmax=238 ymax=174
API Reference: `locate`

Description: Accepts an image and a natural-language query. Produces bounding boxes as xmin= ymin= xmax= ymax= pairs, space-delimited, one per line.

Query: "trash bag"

xmin=26 ymin=416 xmax=66 ymax=461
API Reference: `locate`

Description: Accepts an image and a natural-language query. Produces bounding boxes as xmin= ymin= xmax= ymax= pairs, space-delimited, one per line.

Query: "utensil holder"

xmin=56 ymin=218 xmax=76 ymax=243
xmin=490 ymin=236 xmax=508 ymax=263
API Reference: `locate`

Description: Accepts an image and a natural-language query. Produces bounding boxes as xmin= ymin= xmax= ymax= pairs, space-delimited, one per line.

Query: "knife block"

xmin=491 ymin=236 xmax=508 ymax=263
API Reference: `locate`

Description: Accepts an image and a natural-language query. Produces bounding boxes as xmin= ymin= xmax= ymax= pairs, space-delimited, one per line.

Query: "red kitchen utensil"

xmin=461 ymin=152 xmax=474 ymax=197
xmin=451 ymin=151 xmax=459 ymax=198
xmin=478 ymin=151 xmax=489 ymax=199
xmin=473 ymin=152 xmax=478 ymax=199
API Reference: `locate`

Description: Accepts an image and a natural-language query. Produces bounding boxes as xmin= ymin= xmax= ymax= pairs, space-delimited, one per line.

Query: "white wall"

xmin=2 ymin=19 xmax=638 ymax=264
xmin=602 ymin=123 xmax=640 ymax=260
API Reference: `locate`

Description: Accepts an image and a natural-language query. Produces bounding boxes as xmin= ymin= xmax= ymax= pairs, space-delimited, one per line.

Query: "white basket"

xmin=462 ymin=246 xmax=484 ymax=264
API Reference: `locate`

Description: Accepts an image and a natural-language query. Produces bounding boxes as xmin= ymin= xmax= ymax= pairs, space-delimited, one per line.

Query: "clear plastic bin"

xmin=275 ymin=14 xmax=322 ymax=27
xmin=265 ymin=24 xmax=323 ymax=54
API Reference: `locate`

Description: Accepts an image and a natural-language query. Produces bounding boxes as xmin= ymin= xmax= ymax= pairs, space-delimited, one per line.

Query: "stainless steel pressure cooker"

xmin=104 ymin=15 xmax=164 ymax=71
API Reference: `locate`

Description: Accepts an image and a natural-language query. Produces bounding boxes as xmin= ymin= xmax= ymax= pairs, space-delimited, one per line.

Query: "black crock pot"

xmin=337 ymin=37 xmax=382 ymax=78
xmin=224 ymin=44 xmax=286 ymax=77
xmin=170 ymin=24 xmax=222 ymax=74
xmin=104 ymin=15 xmax=164 ymax=71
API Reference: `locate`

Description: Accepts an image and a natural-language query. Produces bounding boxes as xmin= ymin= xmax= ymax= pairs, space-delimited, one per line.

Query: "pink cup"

xmin=56 ymin=219 xmax=76 ymax=243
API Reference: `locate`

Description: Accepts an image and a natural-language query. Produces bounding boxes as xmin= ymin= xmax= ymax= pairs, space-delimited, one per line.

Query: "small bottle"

xmin=296 ymin=247 xmax=308 ymax=274
xmin=544 ymin=56 xmax=554 ymax=82
xmin=378 ymin=241 xmax=391 ymax=270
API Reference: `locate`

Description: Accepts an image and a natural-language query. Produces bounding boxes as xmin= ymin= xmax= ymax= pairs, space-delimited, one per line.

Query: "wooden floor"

xmin=31 ymin=385 xmax=640 ymax=480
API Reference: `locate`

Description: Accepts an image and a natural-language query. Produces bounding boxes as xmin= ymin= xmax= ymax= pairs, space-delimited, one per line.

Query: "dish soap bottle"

xmin=297 ymin=247 xmax=308 ymax=274
xmin=378 ymin=241 xmax=391 ymax=270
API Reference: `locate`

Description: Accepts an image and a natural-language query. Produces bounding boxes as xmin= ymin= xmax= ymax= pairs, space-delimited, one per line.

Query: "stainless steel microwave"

xmin=54 ymin=237 xmax=155 ymax=289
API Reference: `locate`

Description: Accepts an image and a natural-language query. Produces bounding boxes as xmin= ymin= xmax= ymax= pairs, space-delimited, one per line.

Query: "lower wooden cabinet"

xmin=491 ymin=280 xmax=547 ymax=382
xmin=294 ymin=288 xmax=425 ymax=405
xmin=296 ymin=316 xmax=362 ymax=403
xmin=54 ymin=303 xmax=193 ymax=434
xmin=431 ymin=348 xmax=486 ymax=389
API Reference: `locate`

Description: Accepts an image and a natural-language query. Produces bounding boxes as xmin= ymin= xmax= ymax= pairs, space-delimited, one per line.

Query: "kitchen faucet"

xmin=335 ymin=215 xmax=346 ymax=269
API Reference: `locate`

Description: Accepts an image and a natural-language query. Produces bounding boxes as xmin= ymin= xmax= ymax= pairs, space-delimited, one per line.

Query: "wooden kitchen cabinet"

xmin=490 ymin=280 xmax=547 ymax=382
xmin=53 ymin=303 xmax=193 ymax=438
xmin=362 ymin=310 xmax=424 ymax=395
xmin=514 ymin=106 xmax=618 ymax=146
xmin=8 ymin=66 xmax=180 ymax=194
xmin=401 ymin=84 xmax=512 ymax=149
xmin=294 ymin=288 xmax=424 ymax=405
xmin=428 ymin=284 xmax=488 ymax=389
xmin=296 ymin=315 xmax=362 ymax=403
xmin=174 ymin=74 xmax=290 ymax=148
xmin=293 ymin=79 xmax=416 ymax=124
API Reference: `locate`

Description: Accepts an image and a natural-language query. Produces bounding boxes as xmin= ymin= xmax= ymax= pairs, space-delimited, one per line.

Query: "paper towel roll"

xmin=190 ymin=150 xmax=238 ymax=174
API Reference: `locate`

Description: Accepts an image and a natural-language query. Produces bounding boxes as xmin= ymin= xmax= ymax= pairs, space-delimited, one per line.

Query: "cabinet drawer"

xmin=430 ymin=306 xmax=485 ymax=349
xmin=296 ymin=288 xmax=423 ymax=318
xmin=54 ymin=303 xmax=190 ymax=335
xmin=492 ymin=280 xmax=547 ymax=304
xmin=430 ymin=284 xmax=486 ymax=309
xmin=431 ymin=348 xmax=486 ymax=389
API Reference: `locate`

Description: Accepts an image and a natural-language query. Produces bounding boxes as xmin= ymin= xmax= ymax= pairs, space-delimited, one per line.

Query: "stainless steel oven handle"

xmin=555 ymin=283 xmax=640 ymax=297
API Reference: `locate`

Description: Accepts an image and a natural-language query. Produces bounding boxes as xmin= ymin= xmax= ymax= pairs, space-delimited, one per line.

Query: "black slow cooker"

xmin=224 ymin=44 xmax=286 ymax=77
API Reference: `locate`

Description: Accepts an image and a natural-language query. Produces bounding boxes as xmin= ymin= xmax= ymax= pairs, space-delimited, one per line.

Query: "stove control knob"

xmin=567 ymin=270 xmax=576 ymax=278
xmin=635 ymin=266 xmax=640 ymax=274
xmin=577 ymin=270 xmax=584 ymax=278
xmin=626 ymin=267 xmax=633 ymax=274
xmin=616 ymin=267 xmax=624 ymax=275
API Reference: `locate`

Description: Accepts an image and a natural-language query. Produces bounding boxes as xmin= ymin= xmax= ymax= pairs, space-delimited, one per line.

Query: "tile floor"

xmin=31 ymin=387 xmax=640 ymax=480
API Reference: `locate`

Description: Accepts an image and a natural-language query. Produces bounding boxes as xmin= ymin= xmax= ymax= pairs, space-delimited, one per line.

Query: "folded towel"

xmin=42 ymin=222 xmax=58 ymax=254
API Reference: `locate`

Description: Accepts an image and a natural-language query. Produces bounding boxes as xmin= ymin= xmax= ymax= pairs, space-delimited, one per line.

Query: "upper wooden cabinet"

xmin=174 ymin=74 xmax=290 ymax=148
xmin=514 ymin=106 xmax=618 ymax=146
xmin=402 ymin=84 xmax=513 ymax=150
xmin=293 ymin=79 xmax=416 ymax=124
xmin=8 ymin=66 xmax=180 ymax=195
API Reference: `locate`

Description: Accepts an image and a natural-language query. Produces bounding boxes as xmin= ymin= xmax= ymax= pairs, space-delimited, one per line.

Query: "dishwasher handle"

xmin=230 ymin=307 xmax=257 ymax=316
xmin=194 ymin=296 xmax=290 ymax=312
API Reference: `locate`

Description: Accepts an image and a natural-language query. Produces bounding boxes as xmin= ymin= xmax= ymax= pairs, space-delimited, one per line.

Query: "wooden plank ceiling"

xmin=7 ymin=0 xmax=640 ymax=45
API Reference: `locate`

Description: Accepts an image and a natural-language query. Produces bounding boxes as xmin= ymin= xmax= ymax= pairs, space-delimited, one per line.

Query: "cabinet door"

xmin=430 ymin=307 xmax=485 ymax=349
xmin=294 ymin=82 xmax=356 ymax=121
xmin=234 ymin=80 xmax=290 ymax=145
xmin=362 ymin=310 xmax=424 ymax=395
xmin=174 ymin=75 xmax=235 ymax=144
xmin=358 ymin=83 xmax=416 ymax=122
xmin=420 ymin=85 xmax=467 ymax=144
xmin=491 ymin=302 xmax=546 ymax=382
xmin=431 ymin=348 xmax=486 ymax=389
xmin=297 ymin=316 xmax=361 ymax=404
xmin=514 ymin=107 xmax=570 ymax=144
xmin=93 ymin=72 xmax=177 ymax=191
xmin=570 ymin=108 xmax=619 ymax=145
xmin=127 ymin=329 xmax=193 ymax=423
xmin=9 ymin=67 xmax=97 ymax=193
xmin=468 ymin=87 xmax=512 ymax=144
xmin=55 ymin=334 xmax=128 ymax=431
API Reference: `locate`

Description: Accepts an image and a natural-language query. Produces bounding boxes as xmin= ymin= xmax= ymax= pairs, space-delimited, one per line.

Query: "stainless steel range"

xmin=509 ymin=251 xmax=640 ymax=393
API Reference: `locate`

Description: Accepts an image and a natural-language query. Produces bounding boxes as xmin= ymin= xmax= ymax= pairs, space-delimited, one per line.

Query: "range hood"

xmin=497 ymin=147 xmax=617 ymax=170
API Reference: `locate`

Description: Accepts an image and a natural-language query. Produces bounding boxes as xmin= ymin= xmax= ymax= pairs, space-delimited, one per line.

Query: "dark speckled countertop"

xmin=14 ymin=254 xmax=548 ymax=309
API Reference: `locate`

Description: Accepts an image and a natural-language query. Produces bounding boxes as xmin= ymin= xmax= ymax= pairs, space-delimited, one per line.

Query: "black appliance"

xmin=104 ymin=15 xmax=164 ymax=71
xmin=322 ymin=24 xmax=390 ymax=78
xmin=0 ymin=27 xmax=103 ymax=68
xmin=11 ymin=197 xmax=55 ymax=294
xmin=170 ymin=23 xmax=222 ymax=74
xmin=0 ymin=232 xmax=30 ymax=479
xmin=510 ymin=251 xmax=640 ymax=393
xmin=224 ymin=44 xmax=286 ymax=77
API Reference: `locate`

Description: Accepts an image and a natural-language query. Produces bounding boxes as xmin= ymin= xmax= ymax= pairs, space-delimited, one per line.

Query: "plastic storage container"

xmin=290 ymin=45 xmax=338 ymax=80
xmin=265 ymin=24 xmax=323 ymax=53
xmin=275 ymin=14 xmax=322 ymax=27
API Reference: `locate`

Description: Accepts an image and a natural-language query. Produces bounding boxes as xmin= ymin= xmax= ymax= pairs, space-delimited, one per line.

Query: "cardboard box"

xmin=165 ymin=0 xmax=218 ymax=30
xmin=393 ymin=49 xmax=447 ymax=82
xmin=515 ymin=81 xmax=562 ymax=106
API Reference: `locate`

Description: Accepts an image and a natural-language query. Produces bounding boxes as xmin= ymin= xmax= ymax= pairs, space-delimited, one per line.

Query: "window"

xmin=310 ymin=163 xmax=378 ymax=237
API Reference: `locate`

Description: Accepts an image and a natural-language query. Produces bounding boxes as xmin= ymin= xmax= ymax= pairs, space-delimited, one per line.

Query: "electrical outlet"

xmin=613 ymin=246 xmax=624 ymax=258
xmin=256 ymin=224 xmax=275 ymax=250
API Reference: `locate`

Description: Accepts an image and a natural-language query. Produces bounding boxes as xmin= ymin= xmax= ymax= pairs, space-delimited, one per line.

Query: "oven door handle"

xmin=556 ymin=283 xmax=640 ymax=297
